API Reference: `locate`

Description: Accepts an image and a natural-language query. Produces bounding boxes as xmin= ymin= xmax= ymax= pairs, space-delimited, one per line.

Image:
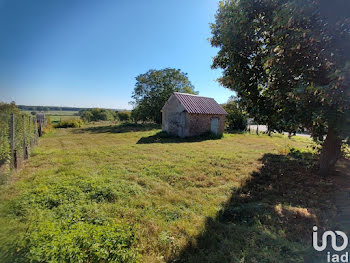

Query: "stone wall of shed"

xmin=162 ymin=95 xmax=186 ymax=137
xmin=187 ymin=113 xmax=225 ymax=137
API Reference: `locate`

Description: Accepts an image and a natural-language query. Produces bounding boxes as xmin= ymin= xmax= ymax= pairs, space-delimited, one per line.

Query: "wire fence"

xmin=0 ymin=113 xmax=39 ymax=181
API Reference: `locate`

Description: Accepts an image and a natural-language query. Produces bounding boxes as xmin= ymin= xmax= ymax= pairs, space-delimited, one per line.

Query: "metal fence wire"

xmin=0 ymin=113 xmax=10 ymax=166
xmin=0 ymin=113 xmax=39 ymax=179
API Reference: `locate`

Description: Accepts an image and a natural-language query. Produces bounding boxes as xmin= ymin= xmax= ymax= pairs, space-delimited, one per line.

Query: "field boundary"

xmin=0 ymin=113 xmax=40 ymax=181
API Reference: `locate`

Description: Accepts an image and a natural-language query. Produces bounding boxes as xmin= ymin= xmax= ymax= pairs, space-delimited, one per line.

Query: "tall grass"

xmin=54 ymin=119 xmax=83 ymax=128
xmin=0 ymin=123 xmax=340 ymax=262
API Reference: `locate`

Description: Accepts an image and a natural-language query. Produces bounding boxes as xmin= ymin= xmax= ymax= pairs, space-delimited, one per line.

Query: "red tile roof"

xmin=173 ymin=92 xmax=228 ymax=115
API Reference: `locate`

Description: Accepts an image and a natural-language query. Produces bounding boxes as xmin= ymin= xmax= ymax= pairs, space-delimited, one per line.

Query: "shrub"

xmin=130 ymin=105 xmax=148 ymax=123
xmin=223 ymin=100 xmax=247 ymax=131
xmin=42 ymin=122 xmax=54 ymax=135
xmin=80 ymin=109 xmax=117 ymax=122
xmin=117 ymin=111 xmax=131 ymax=122
xmin=0 ymin=102 xmax=20 ymax=115
xmin=54 ymin=119 xmax=83 ymax=128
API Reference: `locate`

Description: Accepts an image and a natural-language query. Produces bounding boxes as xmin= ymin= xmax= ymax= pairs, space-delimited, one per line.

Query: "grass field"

xmin=0 ymin=123 xmax=340 ymax=262
xmin=22 ymin=110 xmax=80 ymax=122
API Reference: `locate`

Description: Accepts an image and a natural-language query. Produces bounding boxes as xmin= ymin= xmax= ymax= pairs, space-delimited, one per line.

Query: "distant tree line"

xmin=17 ymin=105 xmax=124 ymax=113
xmin=18 ymin=105 xmax=87 ymax=112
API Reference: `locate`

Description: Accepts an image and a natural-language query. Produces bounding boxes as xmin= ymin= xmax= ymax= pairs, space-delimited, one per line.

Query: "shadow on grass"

xmin=224 ymin=129 xmax=247 ymax=134
xmin=137 ymin=131 xmax=223 ymax=144
xmin=169 ymin=151 xmax=340 ymax=263
xmin=73 ymin=122 xmax=161 ymax=134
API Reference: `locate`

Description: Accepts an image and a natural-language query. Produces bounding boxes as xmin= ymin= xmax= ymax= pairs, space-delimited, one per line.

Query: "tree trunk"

xmin=318 ymin=128 xmax=342 ymax=177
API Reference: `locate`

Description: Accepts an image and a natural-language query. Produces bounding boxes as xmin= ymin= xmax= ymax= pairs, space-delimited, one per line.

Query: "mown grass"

xmin=0 ymin=123 xmax=338 ymax=262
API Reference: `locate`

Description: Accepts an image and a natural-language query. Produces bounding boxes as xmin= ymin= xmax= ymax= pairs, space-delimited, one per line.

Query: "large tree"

xmin=131 ymin=68 xmax=197 ymax=123
xmin=211 ymin=0 xmax=350 ymax=176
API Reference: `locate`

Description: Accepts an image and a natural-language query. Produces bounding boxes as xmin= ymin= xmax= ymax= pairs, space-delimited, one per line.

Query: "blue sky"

xmin=0 ymin=0 xmax=233 ymax=109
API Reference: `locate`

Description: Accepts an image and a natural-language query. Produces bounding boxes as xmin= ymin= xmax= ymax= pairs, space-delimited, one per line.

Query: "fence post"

xmin=34 ymin=117 xmax=39 ymax=145
xmin=33 ymin=117 xmax=38 ymax=145
xmin=23 ymin=115 xmax=28 ymax=160
xmin=38 ymin=121 xmax=42 ymax=137
xmin=10 ymin=114 xmax=16 ymax=169
xmin=33 ymin=117 xmax=37 ymax=145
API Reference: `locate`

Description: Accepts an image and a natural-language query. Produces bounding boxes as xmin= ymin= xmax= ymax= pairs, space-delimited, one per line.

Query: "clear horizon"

xmin=0 ymin=0 xmax=234 ymax=110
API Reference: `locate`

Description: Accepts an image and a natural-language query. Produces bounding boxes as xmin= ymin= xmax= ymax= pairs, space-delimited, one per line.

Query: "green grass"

xmin=45 ymin=111 xmax=80 ymax=123
xmin=0 ymin=123 xmax=338 ymax=262
xmin=22 ymin=110 xmax=80 ymax=122
xmin=47 ymin=115 xmax=81 ymax=122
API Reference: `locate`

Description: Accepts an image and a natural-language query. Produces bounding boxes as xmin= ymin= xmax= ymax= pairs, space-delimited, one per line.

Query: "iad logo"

xmin=313 ymin=226 xmax=349 ymax=262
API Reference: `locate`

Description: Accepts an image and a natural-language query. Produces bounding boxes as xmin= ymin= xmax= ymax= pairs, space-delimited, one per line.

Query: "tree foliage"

xmin=223 ymin=99 xmax=247 ymax=131
xmin=117 ymin=111 xmax=131 ymax=122
xmin=131 ymin=68 xmax=198 ymax=123
xmin=80 ymin=109 xmax=117 ymax=122
xmin=0 ymin=101 xmax=21 ymax=115
xmin=211 ymin=0 xmax=350 ymax=175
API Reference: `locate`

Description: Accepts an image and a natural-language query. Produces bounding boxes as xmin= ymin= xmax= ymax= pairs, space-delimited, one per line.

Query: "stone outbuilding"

xmin=35 ymin=113 xmax=46 ymax=137
xmin=161 ymin=92 xmax=227 ymax=138
xmin=36 ymin=113 xmax=46 ymax=125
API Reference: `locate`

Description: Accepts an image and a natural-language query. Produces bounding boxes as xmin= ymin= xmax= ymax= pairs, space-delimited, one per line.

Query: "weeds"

xmin=54 ymin=119 xmax=83 ymax=128
xmin=0 ymin=123 xmax=338 ymax=262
